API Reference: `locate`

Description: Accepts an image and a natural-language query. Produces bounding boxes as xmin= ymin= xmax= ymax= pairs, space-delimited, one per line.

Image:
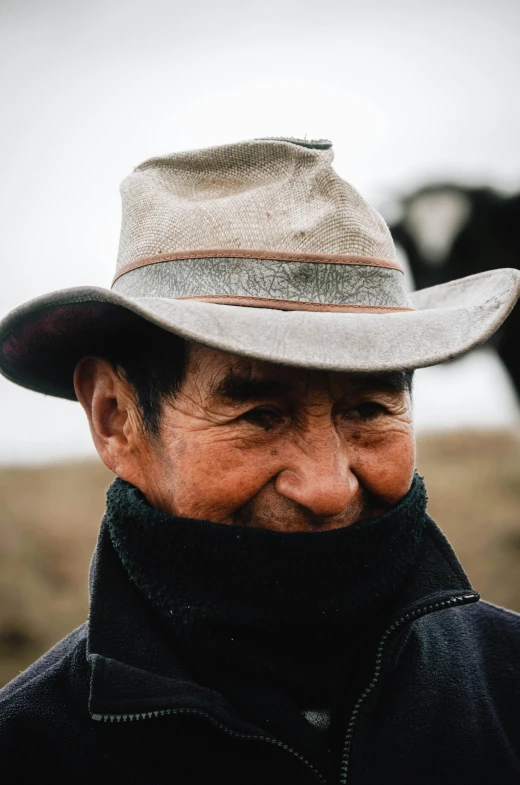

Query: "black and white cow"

xmin=390 ymin=184 xmax=520 ymax=399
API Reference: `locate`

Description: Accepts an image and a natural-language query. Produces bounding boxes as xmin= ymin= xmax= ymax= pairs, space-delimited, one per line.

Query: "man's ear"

xmin=73 ymin=357 xmax=143 ymax=477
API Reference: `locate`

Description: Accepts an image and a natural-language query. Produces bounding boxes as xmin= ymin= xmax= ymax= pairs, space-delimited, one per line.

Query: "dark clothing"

xmin=1 ymin=478 xmax=520 ymax=784
xmin=104 ymin=474 xmax=429 ymax=778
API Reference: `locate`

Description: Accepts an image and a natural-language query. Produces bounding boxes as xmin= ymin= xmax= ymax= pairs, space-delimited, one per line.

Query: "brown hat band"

xmin=112 ymin=249 xmax=404 ymax=286
xmin=111 ymin=250 xmax=412 ymax=313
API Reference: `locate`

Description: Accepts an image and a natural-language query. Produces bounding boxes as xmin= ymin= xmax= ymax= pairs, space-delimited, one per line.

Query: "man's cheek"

xmin=198 ymin=465 xmax=273 ymax=520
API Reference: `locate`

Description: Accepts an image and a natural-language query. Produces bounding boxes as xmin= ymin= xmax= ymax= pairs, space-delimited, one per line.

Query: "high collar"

xmin=104 ymin=473 xmax=429 ymax=640
xmin=87 ymin=476 xmax=479 ymax=723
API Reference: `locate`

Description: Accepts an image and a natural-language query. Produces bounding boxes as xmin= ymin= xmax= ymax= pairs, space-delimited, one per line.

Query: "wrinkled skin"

xmin=74 ymin=343 xmax=415 ymax=532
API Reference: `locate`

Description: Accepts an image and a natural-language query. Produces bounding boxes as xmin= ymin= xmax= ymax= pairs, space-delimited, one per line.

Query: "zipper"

xmin=338 ymin=592 xmax=479 ymax=785
xmin=92 ymin=591 xmax=478 ymax=785
xmin=92 ymin=706 xmax=328 ymax=785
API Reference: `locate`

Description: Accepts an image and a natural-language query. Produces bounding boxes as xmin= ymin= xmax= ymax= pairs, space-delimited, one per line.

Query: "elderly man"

xmin=0 ymin=137 xmax=519 ymax=784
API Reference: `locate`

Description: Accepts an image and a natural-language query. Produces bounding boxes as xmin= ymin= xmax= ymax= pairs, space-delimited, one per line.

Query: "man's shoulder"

xmin=460 ymin=598 xmax=520 ymax=640
xmin=475 ymin=599 xmax=520 ymax=623
xmin=0 ymin=623 xmax=89 ymax=735
xmin=415 ymin=597 xmax=520 ymax=674
xmin=417 ymin=595 xmax=520 ymax=633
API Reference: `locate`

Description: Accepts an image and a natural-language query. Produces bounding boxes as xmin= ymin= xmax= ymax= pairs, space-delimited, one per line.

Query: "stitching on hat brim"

xmin=112 ymin=250 xmax=403 ymax=285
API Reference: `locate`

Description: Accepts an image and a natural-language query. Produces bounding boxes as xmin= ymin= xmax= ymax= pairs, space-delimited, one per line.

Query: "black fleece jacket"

xmin=1 ymin=479 xmax=520 ymax=784
xmin=104 ymin=473 xmax=431 ymax=777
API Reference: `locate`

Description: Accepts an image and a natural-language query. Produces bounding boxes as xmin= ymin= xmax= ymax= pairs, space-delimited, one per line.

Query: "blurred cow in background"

xmin=390 ymin=184 xmax=520 ymax=399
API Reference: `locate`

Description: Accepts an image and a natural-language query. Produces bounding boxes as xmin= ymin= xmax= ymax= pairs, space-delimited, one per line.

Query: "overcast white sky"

xmin=1 ymin=0 xmax=519 ymax=463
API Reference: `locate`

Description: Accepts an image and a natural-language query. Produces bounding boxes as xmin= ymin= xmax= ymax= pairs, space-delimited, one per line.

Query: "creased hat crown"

xmin=112 ymin=137 xmax=408 ymax=314
xmin=116 ymin=137 xmax=397 ymax=269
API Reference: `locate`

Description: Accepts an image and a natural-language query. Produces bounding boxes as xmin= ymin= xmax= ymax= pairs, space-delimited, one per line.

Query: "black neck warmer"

xmin=106 ymin=473 xmax=428 ymax=776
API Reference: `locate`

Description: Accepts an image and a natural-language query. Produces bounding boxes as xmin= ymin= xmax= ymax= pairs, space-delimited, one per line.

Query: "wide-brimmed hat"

xmin=1 ymin=136 xmax=519 ymax=400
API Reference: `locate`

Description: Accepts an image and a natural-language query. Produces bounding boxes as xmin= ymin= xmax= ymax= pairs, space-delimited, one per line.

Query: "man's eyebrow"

xmin=212 ymin=371 xmax=289 ymax=402
xmin=352 ymin=371 xmax=412 ymax=394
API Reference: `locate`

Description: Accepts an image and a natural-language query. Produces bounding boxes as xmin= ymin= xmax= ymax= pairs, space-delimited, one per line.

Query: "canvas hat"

xmin=1 ymin=136 xmax=519 ymax=400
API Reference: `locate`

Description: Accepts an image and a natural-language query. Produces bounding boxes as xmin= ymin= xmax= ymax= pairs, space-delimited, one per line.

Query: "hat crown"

xmin=116 ymin=137 xmax=397 ymax=271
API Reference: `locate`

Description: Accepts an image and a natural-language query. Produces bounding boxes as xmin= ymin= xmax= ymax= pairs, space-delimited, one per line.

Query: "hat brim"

xmin=0 ymin=268 xmax=518 ymax=400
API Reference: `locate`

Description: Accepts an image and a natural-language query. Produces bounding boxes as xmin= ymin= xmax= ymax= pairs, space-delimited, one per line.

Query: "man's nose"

xmin=274 ymin=427 xmax=358 ymax=519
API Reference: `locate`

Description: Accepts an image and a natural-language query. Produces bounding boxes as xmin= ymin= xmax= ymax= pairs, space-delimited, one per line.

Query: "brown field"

xmin=0 ymin=428 xmax=519 ymax=688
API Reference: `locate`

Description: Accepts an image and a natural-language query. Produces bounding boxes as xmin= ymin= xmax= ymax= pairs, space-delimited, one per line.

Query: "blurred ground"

xmin=0 ymin=428 xmax=519 ymax=688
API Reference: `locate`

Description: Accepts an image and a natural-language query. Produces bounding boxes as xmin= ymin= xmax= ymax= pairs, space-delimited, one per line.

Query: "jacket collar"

xmin=87 ymin=521 xmax=263 ymax=728
xmin=87 ymin=506 xmax=479 ymax=721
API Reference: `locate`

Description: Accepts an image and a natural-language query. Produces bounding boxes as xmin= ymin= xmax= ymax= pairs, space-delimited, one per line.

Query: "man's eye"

xmin=241 ymin=408 xmax=281 ymax=430
xmin=349 ymin=402 xmax=386 ymax=419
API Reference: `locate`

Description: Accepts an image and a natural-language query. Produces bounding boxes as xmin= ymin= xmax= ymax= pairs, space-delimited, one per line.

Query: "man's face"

xmin=123 ymin=344 xmax=415 ymax=532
